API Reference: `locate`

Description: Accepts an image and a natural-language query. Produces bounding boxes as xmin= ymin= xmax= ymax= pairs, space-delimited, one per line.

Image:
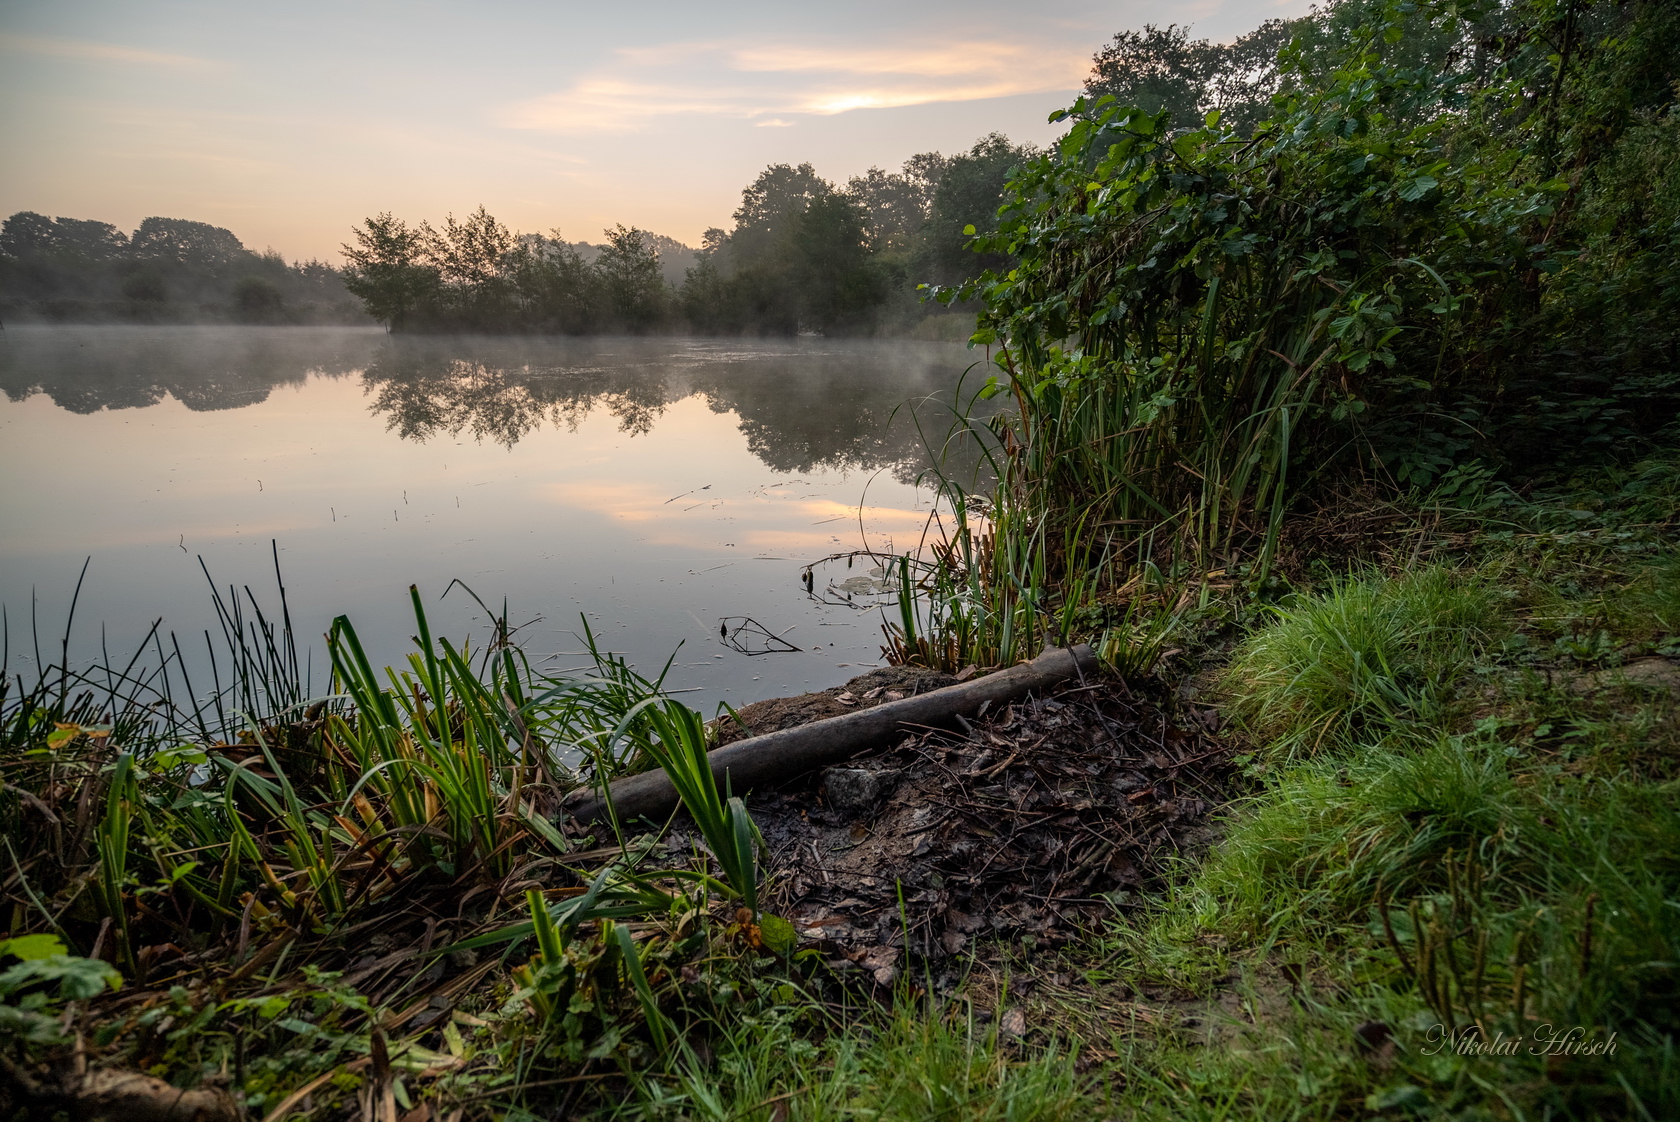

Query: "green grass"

xmin=1220 ymin=566 xmax=1506 ymax=757
xmin=615 ymin=997 xmax=1091 ymax=1122
xmin=1077 ymin=530 xmax=1680 ymax=1119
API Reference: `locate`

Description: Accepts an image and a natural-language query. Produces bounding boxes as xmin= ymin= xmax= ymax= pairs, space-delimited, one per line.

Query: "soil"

xmin=681 ymin=664 xmax=1239 ymax=989
xmin=712 ymin=665 xmax=961 ymax=745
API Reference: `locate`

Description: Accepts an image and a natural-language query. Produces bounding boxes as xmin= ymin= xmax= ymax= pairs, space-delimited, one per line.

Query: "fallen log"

xmin=0 ymin=1057 xmax=238 ymax=1122
xmin=564 ymin=643 xmax=1099 ymax=825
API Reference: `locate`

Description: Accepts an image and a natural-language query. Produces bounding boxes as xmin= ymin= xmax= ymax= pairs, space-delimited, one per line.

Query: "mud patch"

xmin=713 ymin=665 xmax=959 ymax=746
xmin=730 ymin=678 xmax=1234 ymax=987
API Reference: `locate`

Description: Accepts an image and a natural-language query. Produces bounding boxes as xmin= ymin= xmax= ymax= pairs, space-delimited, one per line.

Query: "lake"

xmin=0 ymin=325 xmax=996 ymax=712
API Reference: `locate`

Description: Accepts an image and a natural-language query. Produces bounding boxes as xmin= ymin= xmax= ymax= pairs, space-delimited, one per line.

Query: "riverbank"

xmin=3 ymin=463 xmax=1679 ymax=1118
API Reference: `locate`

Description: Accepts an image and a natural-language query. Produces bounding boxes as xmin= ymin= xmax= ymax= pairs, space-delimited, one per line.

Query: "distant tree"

xmin=424 ymin=206 xmax=520 ymax=325
xmin=791 ymin=194 xmax=882 ymax=332
xmin=50 ymin=218 xmax=129 ymax=260
xmin=1206 ymin=20 xmax=1299 ymax=132
xmin=130 ymin=217 xmax=246 ymax=265
xmin=725 ymin=163 xmax=832 ymax=268
xmin=633 ymin=231 xmax=699 ymax=288
xmin=341 ymin=213 xmax=439 ymax=330
xmin=916 ymin=134 xmax=1036 ymax=289
xmin=509 ymin=232 xmax=597 ymax=332
xmin=1086 ymin=25 xmax=1217 ymax=129
xmin=233 ymin=276 xmax=284 ymax=321
xmin=0 ymin=214 xmax=129 ymax=260
xmin=843 ymin=167 xmax=932 ymax=253
xmin=1 ymin=212 xmax=58 ymax=258
xmin=428 ymin=206 xmax=514 ymax=290
xmin=679 ymin=255 xmax=732 ymax=333
xmin=122 ymin=272 xmax=167 ymax=302
xmin=593 ymin=225 xmax=667 ymax=331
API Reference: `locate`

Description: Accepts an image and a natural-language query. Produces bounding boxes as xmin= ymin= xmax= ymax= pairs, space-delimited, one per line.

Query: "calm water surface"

xmin=0 ymin=326 xmax=993 ymax=708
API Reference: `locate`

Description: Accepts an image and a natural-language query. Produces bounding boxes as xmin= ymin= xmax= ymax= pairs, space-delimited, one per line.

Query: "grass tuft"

xmin=1221 ymin=566 xmax=1505 ymax=756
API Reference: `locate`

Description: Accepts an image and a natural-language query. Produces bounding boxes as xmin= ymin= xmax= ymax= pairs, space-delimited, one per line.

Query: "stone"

xmin=822 ymin=767 xmax=900 ymax=816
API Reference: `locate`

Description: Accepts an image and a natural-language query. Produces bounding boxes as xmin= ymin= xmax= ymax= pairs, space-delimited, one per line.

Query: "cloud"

xmin=0 ymin=32 xmax=215 ymax=69
xmin=503 ymin=37 xmax=1086 ymax=133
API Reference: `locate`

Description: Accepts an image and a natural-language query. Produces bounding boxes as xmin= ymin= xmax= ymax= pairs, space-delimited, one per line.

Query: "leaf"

xmin=999 ymin=1008 xmax=1027 ymax=1037
xmin=0 ymin=935 xmax=66 ymax=962
xmin=1397 ymin=176 xmax=1438 ymax=202
xmin=0 ymin=955 xmax=122 ymax=1000
xmin=757 ymin=913 xmax=796 ymax=956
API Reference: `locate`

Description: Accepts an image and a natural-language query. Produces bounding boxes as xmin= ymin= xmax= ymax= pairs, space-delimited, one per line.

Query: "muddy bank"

xmin=671 ymin=663 xmax=1237 ymax=987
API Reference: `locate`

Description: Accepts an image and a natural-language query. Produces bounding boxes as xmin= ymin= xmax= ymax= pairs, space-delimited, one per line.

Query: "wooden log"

xmin=563 ymin=643 xmax=1099 ymax=825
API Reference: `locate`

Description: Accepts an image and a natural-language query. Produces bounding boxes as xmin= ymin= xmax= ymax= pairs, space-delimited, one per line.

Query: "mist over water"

xmin=0 ymin=325 xmax=997 ymax=709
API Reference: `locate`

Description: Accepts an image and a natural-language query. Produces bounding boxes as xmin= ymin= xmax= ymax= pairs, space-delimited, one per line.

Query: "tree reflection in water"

xmin=2 ymin=327 xmax=999 ymax=484
xmin=360 ymin=335 xmax=1000 ymax=483
xmin=0 ymin=325 xmax=375 ymax=413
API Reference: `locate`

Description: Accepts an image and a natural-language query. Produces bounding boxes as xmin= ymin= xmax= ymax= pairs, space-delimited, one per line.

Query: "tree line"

xmin=341 ymin=134 xmax=1035 ymax=335
xmin=0 ymin=213 xmax=364 ymax=324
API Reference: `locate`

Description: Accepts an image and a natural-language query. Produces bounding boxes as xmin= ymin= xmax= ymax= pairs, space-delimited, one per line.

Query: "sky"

xmin=0 ymin=0 xmax=1312 ymax=262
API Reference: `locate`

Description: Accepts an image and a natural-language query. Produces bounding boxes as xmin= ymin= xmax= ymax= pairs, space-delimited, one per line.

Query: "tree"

xmin=843 ymin=167 xmax=932 ymax=252
xmin=0 ymin=212 xmax=58 ymax=258
xmin=916 ymin=134 xmax=1036 ymax=289
xmin=509 ymin=232 xmax=596 ymax=332
xmin=130 ymin=217 xmax=246 ymax=265
xmin=593 ymin=225 xmax=667 ymax=331
xmin=791 ymin=194 xmax=881 ymax=332
xmin=724 ymin=163 xmax=832 ymax=269
xmin=1085 ymin=20 xmax=1304 ymax=134
xmin=121 ymin=272 xmax=167 ymax=302
xmin=341 ymin=213 xmax=439 ymax=331
xmin=233 ymin=276 xmax=284 ymax=321
xmin=50 ymin=218 xmax=129 ymax=260
xmin=428 ymin=206 xmax=514 ymax=289
xmin=425 ymin=206 xmax=519 ymax=326
xmin=1086 ymin=25 xmax=1217 ymax=129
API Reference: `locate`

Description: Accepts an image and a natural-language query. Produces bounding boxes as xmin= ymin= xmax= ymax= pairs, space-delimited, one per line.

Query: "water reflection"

xmin=0 ymin=325 xmax=995 ymax=707
xmin=0 ymin=325 xmax=376 ymax=413
xmin=1 ymin=327 xmax=997 ymax=482
xmin=359 ymin=336 xmax=995 ymax=480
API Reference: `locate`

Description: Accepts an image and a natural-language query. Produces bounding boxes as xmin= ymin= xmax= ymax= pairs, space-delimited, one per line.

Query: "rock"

xmin=1570 ymin=657 xmax=1680 ymax=696
xmin=822 ymin=767 xmax=900 ymax=816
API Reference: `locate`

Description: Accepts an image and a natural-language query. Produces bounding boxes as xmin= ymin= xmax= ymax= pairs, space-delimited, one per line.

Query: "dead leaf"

xmin=1000 ymin=1008 xmax=1027 ymax=1037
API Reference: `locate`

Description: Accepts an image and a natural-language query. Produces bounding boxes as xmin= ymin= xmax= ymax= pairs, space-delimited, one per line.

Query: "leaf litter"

xmin=716 ymin=670 xmax=1236 ymax=991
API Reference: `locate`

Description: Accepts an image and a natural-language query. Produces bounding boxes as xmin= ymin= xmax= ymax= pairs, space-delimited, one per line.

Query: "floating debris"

xmin=719 ymin=615 xmax=802 ymax=655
